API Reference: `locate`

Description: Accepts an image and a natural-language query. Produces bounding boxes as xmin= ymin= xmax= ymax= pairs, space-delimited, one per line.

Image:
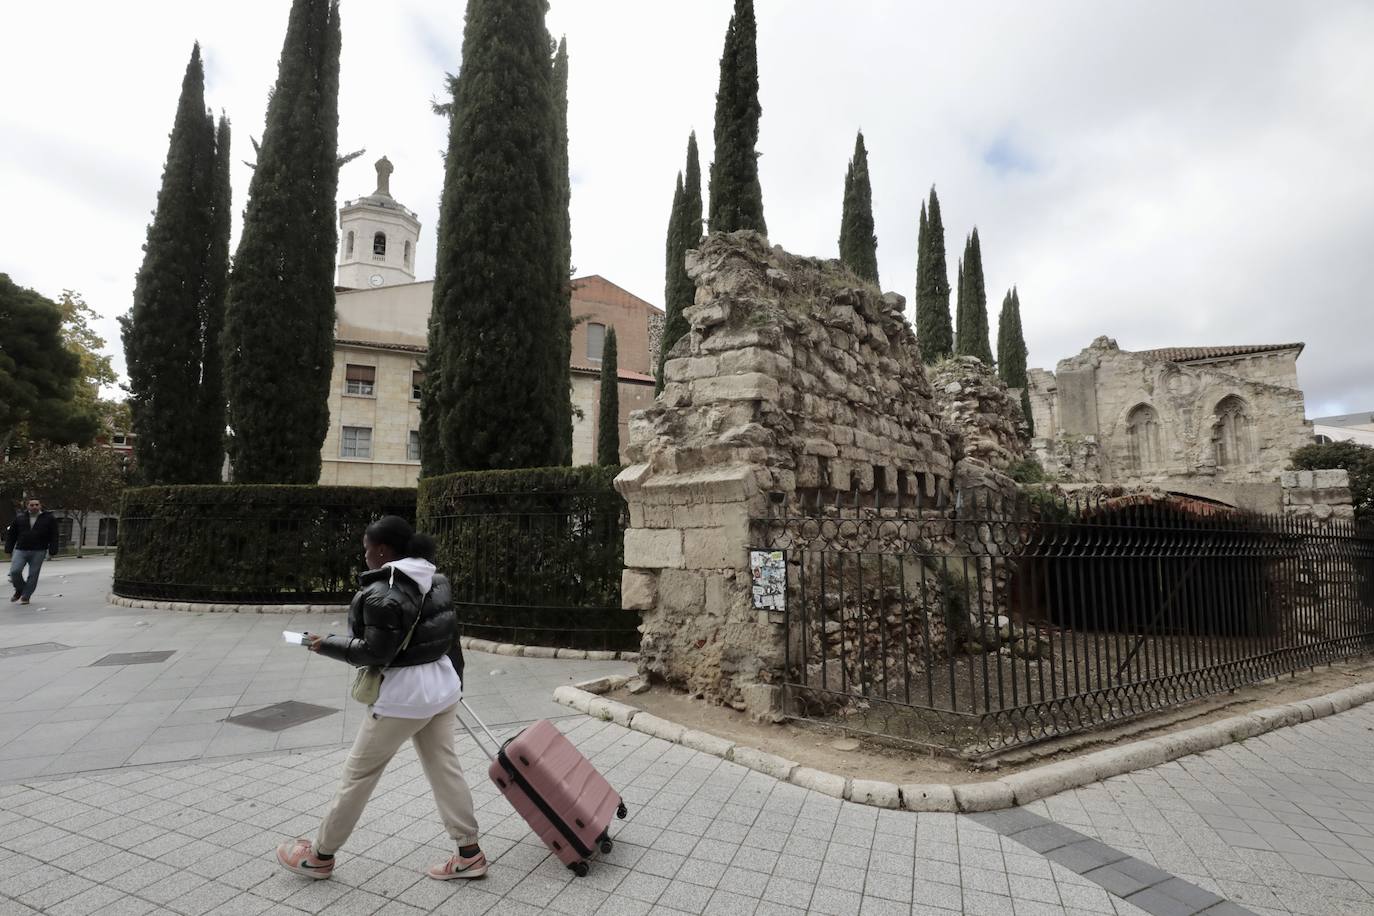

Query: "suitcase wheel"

xmin=600 ymin=839 xmax=613 ymax=855
xmin=616 ymin=802 xmax=628 ymax=820
xmin=568 ymin=861 xmax=589 ymax=878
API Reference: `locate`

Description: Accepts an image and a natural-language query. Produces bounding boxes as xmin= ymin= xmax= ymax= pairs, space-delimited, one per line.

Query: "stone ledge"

xmin=557 ymin=677 xmax=1374 ymax=813
xmin=105 ymin=596 xmax=643 ymax=663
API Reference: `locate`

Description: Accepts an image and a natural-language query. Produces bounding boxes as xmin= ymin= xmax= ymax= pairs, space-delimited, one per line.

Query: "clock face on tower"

xmin=369 ymin=274 xmax=384 ymax=288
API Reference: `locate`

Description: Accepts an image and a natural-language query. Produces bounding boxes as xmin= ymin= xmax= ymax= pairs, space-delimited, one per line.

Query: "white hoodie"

xmin=371 ymin=558 xmax=462 ymax=719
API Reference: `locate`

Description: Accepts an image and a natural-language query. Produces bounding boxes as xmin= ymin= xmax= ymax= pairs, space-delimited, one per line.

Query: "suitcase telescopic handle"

xmin=455 ymin=697 xmax=503 ymax=762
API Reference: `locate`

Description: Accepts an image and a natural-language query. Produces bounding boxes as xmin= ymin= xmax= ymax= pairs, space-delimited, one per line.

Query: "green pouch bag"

xmin=350 ymin=605 xmax=423 ymax=706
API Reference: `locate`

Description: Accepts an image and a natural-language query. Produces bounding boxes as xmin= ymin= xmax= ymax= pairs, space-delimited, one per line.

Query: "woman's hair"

xmin=364 ymin=515 xmax=436 ymax=561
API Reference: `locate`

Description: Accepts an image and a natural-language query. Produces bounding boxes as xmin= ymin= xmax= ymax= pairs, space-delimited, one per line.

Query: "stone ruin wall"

xmin=1028 ymin=336 xmax=1314 ymax=513
xmin=927 ymin=356 xmax=1028 ymax=473
xmin=617 ymin=231 xmax=1028 ymax=713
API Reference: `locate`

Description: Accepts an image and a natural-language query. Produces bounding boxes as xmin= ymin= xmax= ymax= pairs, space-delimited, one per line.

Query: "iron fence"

xmin=757 ymin=487 xmax=1374 ymax=757
xmin=422 ymin=488 xmax=636 ymax=652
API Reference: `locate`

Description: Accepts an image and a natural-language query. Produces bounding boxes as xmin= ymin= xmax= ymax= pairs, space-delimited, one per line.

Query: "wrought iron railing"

xmin=421 ymin=486 xmax=636 ymax=652
xmin=756 ymin=488 xmax=1374 ymax=757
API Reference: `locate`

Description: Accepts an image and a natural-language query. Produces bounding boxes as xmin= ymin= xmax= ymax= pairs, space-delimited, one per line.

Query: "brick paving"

xmin=2 ymin=560 xmax=1373 ymax=914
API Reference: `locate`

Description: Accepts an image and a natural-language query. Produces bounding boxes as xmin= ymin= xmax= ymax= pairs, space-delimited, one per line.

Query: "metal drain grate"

xmin=0 ymin=642 xmax=73 ymax=659
xmin=89 ymin=650 xmax=176 ymax=667
xmin=225 ymin=700 xmax=339 ymax=732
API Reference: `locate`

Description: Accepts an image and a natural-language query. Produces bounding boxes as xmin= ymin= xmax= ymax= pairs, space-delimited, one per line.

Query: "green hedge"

xmin=114 ymin=485 xmax=417 ymax=603
xmin=418 ymin=465 xmax=636 ymax=651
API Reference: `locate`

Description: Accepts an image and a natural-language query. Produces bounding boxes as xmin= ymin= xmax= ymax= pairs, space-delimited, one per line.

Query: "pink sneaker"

xmin=427 ymin=850 xmax=488 ymax=880
xmin=276 ymin=838 xmax=334 ymax=879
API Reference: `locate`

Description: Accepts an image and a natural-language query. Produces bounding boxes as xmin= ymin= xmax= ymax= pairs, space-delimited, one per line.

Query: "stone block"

xmin=680 ymin=728 xmax=735 ymax=758
xmin=493 ymin=643 xmax=523 ymax=656
xmin=624 ymin=529 xmax=684 ymax=569
xmin=632 ymin=712 xmax=686 ymax=744
xmin=900 ymin=783 xmax=958 ymax=812
xmin=731 ymin=745 xmax=798 ymax=781
xmin=665 ymin=356 xmax=720 ymax=382
xmin=1077 ymin=741 xmax=1169 ymax=781
xmin=552 ymin=686 xmax=591 ymax=712
xmin=658 ymin=568 xmax=706 ymax=614
xmin=573 ymin=675 xmax=628 ymax=695
xmin=740 ymin=683 xmax=783 ymax=723
xmin=584 ymin=650 xmax=619 ymax=661
xmin=791 ymin=767 xmax=849 ymax=799
xmin=952 ymin=781 xmax=1015 ymax=812
xmin=847 ymin=779 xmax=901 ymax=809
xmin=622 ymin=570 xmax=658 ymax=611
xmin=466 ymin=638 xmax=498 ymax=654
xmin=523 ymin=645 xmax=559 ymax=659
xmin=1313 ymin=469 xmax=1350 ymax=488
xmin=598 ymin=699 xmax=639 ymax=727
xmin=1000 ymin=761 xmax=1091 ymax=805
xmin=555 ymin=648 xmax=588 ymax=660
xmin=720 ymin=347 xmax=790 ymax=377
xmin=684 ymin=527 xmax=745 ymax=570
xmin=695 ymin=372 xmax=780 ymax=403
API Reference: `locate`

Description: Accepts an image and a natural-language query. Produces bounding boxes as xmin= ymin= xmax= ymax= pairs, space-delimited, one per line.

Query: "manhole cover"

xmin=89 ymin=650 xmax=176 ymax=667
xmin=0 ymin=642 xmax=73 ymax=659
xmin=225 ymin=701 xmax=339 ymax=732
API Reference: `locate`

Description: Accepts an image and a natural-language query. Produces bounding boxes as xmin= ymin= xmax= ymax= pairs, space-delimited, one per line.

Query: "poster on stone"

xmin=749 ymin=549 xmax=786 ymax=611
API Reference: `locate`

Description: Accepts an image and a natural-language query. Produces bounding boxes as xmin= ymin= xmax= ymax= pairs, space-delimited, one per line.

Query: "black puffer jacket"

xmin=317 ymin=566 xmax=465 ymax=680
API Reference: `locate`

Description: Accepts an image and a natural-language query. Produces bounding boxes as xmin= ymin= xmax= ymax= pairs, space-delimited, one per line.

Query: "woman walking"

xmin=276 ymin=516 xmax=487 ymax=881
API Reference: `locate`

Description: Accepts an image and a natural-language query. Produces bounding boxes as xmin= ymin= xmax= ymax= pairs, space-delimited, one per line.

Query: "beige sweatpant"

xmin=316 ymin=703 xmax=479 ymax=855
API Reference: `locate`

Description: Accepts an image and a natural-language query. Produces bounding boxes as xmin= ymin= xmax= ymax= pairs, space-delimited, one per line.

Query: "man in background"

xmin=6 ymin=496 xmax=60 ymax=605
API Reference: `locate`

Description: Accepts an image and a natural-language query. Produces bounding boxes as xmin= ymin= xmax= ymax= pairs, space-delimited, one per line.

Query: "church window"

xmin=341 ymin=426 xmax=372 ymax=459
xmin=411 ymin=369 xmax=424 ymax=401
xmin=373 ymin=231 xmax=387 ymax=259
xmin=1213 ymin=396 xmax=1254 ymax=467
xmin=407 ymin=430 xmax=421 ymax=462
xmin=345 ymin=231 xmax=355 ymax=259
xmin=345 ymin=364 xmax=376 ymax=397
xmin=587 ymin=323 xmax=606 ymax=362
xmin=1126 ymin=404 xmax=1162 ymax=471
xmin=404 ymin=240 xmax=412 ymax=267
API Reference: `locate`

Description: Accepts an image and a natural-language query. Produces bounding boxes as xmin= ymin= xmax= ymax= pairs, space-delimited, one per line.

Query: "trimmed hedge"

xmin=418 ymin=465 xmax=636 ymax=651
xmin=114 ymin=485 xmax=417 ymax=603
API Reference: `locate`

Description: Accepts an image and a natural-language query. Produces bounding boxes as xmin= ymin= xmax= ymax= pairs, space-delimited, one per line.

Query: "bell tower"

xmin=337 ymin=156 xmax=422 ymax=290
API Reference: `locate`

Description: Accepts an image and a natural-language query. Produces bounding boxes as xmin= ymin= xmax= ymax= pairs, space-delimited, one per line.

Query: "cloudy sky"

xmin=2 ymin=1 xmax=1371 ymax=415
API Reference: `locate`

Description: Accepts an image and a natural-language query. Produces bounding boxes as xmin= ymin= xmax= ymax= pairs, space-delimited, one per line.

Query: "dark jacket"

xmin=5 ymin=511 xmax=60 ymax=555
xmin=317 ymin=566 xmax=465 ymax=680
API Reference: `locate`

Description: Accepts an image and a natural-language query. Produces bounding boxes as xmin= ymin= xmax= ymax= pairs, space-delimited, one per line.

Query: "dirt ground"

xmin=604 ymin=658 xmax=1374 ymax=786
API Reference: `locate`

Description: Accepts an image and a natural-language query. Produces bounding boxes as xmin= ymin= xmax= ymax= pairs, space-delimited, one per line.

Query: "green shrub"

xmin=1006 ymin=456 xmax=1050 ymax=485
xmin=418 ymin=465 xmax=637 ymax=651
xmin=114 ymin=485 xmax=416 ymax=603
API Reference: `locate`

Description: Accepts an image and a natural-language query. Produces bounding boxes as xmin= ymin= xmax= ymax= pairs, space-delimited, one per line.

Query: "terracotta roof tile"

xmin=1137 ymin=343 xmax=1303 ymax=362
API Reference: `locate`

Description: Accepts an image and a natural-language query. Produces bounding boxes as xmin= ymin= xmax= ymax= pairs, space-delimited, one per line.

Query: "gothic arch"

xmin=373 ymin=231 xmax=387 ymax=258
xmin=1126 ymin=403 xmax=1162 ymax=471
xmin=1213 ymin=395 xmax=1254 ymax=467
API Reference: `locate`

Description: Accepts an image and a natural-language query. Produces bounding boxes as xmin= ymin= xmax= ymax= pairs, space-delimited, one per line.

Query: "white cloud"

xmin=1 ymin=0 xmax=1370 ymax=414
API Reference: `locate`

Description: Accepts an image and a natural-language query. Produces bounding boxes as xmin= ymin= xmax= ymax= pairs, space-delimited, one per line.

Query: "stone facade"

xmin=928 ymin=356 xmax=1027 ymax=473
xmin=1028 ymin=337 xmax=1313 ymax=511
xmin=1281 ymin=469 xmax=1356 ymax=525
xmin=618 ymin=232 xmax=986 ymax=708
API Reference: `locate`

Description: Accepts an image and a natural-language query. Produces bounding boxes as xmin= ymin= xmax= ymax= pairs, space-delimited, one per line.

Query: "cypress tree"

xmin=955 ymin=229 xmax=993 ymax=364
xmin=222 ymin=0 xmax=342 ymax=483
xmin=998 ymin=287 xmax=1033 ymax=435
xmin=123 ymin=45 xmax=221 ymax=484
xmin=915 ymin=187 xmax=953 ymax=363
xmin=658 ymin=132 xmax=703 ymax=393
xmin=597 ymin=329 xmax=619 ymax=466
xmin=708 ymin=0 xmax=766 ymax=234
xmin=837 ymin=131 xmax=879 ymax=286
xmin=552 ymin=36 xmax=573 ymax=465
xmin=426 ymin=0 xmax=565 ymax=472
xmin=194 ymin=114 xmax=232 ymax=482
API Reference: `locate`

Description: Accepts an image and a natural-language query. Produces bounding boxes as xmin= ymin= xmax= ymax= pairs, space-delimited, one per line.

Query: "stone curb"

xmin=556 ymin=677 xmax=1374 ymax=813
xmin=105 ymin=595 xmax=641 ymax=663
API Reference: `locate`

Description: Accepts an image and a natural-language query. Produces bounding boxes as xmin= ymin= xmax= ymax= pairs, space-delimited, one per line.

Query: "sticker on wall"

xmin=749 ymin=549 xmax=786 ymax=611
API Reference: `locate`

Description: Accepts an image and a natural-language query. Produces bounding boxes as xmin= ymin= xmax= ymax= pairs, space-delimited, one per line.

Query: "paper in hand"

xmin=283 ymin=630 xmax=309 ymax=646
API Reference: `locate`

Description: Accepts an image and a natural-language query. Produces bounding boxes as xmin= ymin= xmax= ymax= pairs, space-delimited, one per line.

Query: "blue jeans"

xmin=9 ymin=550 xmax=46 ymax=599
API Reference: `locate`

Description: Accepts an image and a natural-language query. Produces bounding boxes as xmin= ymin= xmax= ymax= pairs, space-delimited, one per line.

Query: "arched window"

xmin=404 ymin=240 xmax=412 ymax=267
xmin=1213 ymin=396 xmax=1254 ymax=467
xmin=373 ymin=232 xmax=387 ymax=259
xmin=344 ymin=230 xmax=355 ymax=259
xmin=1126 ymin=404 xmax=1161 ymax=471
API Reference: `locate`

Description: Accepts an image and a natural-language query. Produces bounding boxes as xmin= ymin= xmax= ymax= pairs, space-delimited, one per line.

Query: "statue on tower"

xmin=374 ymin=156 xmax=394 ymax=197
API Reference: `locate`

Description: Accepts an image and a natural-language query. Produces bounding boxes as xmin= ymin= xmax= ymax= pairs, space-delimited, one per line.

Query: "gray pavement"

xmin=2 ymin=559 xmax=1373 ymax=915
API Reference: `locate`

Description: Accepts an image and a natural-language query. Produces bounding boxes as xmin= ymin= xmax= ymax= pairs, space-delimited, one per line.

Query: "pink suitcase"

xmin=458 ymin=699 xmax=626 ymax=876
